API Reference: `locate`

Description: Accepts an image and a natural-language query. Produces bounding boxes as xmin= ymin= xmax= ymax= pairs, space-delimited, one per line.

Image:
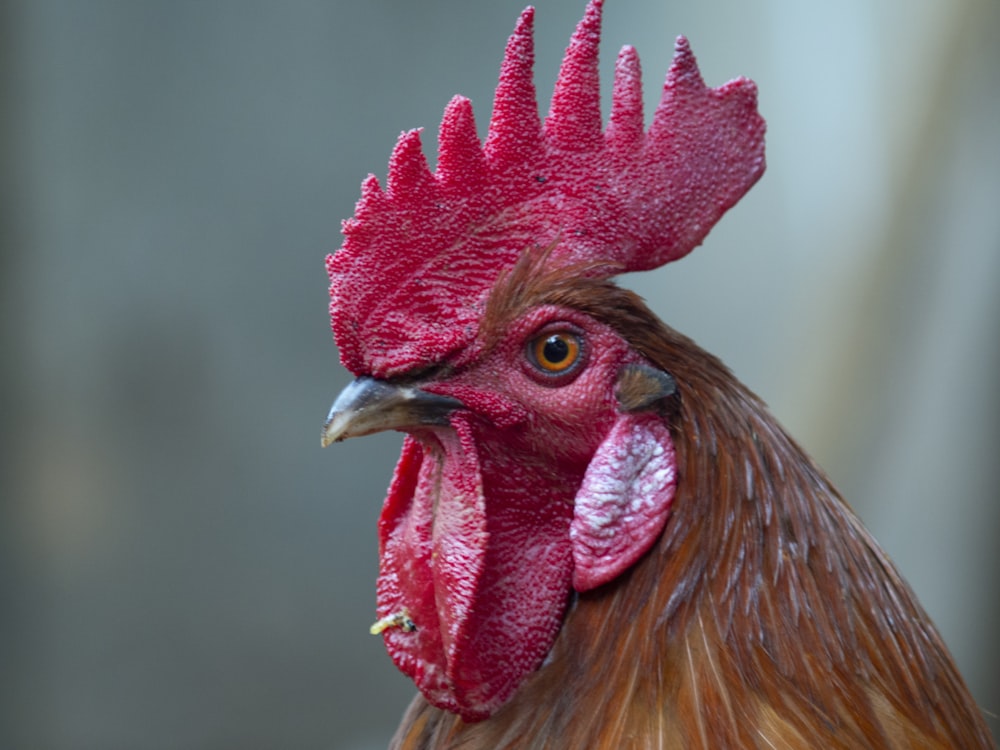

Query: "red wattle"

xmin=374 ymin=416 xmax=575 ymax=720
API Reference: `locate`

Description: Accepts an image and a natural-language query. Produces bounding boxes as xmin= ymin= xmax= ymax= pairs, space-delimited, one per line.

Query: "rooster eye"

xmin=526 ymin=330 xmax=585 ymax=380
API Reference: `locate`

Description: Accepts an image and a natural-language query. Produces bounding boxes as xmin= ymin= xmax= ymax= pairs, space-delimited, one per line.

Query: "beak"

xmin=321 ymin=376 xmax=464 ymax=447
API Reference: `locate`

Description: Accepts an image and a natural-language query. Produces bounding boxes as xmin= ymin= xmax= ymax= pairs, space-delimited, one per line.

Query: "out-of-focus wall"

xmin=2 ymin=1 xmax=996 ymax=748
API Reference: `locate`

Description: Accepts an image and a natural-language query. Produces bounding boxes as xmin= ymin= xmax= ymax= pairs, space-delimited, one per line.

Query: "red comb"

xmin=328 ymin=0 xmax=765 ymax=378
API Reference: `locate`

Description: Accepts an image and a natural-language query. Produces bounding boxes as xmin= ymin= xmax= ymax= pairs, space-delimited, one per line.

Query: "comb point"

xmin=350 ymin=173 xmax=386 ymax=224
xmin=485 ymin=6 xmax=541 ymax=171
xmin=606 ymin=44 xmax=644 ymax=157
xmin=545 ymin=0 xmax=603 ymax=151
xmin=386 ymin=128 xmax=435 ymax=198
xmin=438 ymin=95 xmax=486 ymax=188
xmin=649 ymin=37 xmax=707 ymax=142
xmin=665 ymin=35 xmax=704 ymax=92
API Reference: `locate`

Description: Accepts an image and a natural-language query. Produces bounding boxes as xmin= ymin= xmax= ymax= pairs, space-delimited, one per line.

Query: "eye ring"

xmin=525 ymin=328 xmax=587 ymax=384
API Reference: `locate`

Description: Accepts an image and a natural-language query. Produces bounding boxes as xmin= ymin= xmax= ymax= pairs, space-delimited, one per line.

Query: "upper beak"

xmin=321 ymin=376 xmax=464 ymax=447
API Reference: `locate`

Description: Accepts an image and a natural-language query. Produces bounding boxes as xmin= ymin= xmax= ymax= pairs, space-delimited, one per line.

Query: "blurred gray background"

xmin=2 ymin=0 xmax=997 ymax=748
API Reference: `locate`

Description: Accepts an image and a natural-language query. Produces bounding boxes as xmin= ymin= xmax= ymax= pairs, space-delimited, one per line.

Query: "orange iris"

xmin=531 ymin=332 xmax=582 ymax=374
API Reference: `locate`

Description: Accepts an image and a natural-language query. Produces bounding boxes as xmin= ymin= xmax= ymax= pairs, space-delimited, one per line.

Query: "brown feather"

xmin=391 ymin=263 xmax=995 ymax=749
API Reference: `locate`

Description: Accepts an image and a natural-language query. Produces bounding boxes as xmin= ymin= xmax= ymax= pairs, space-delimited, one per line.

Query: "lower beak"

xmin=321 ymin=376 xmax=464 ymax=447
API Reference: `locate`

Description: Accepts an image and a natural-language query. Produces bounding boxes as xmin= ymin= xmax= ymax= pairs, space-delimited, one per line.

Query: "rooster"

xmin=321 ymin=2 xmax=995 ymax=748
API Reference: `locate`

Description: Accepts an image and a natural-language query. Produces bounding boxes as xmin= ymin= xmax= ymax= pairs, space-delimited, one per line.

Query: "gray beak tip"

xmin=320 ymin=409 xmax=351 ymax=447
xmin=319 ymin=376 xmax=463 ymax=446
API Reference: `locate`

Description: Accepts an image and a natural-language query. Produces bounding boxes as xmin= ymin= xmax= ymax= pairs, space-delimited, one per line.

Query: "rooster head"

xmin=322 ymin=0 xmax=764 ymax=721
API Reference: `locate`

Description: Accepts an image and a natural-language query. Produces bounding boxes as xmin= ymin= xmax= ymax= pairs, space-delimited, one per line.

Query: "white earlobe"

xmin=570 ymin=412 xmax=676 ymax=591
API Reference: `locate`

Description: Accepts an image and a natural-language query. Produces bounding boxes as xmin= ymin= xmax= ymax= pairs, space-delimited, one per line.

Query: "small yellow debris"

xmin=369 ymin=609 xmax=416 ymax=635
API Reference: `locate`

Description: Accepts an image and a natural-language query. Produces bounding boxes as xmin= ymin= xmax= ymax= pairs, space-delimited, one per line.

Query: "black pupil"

xmin=543 ymin=335 xmax=570 ymax=364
